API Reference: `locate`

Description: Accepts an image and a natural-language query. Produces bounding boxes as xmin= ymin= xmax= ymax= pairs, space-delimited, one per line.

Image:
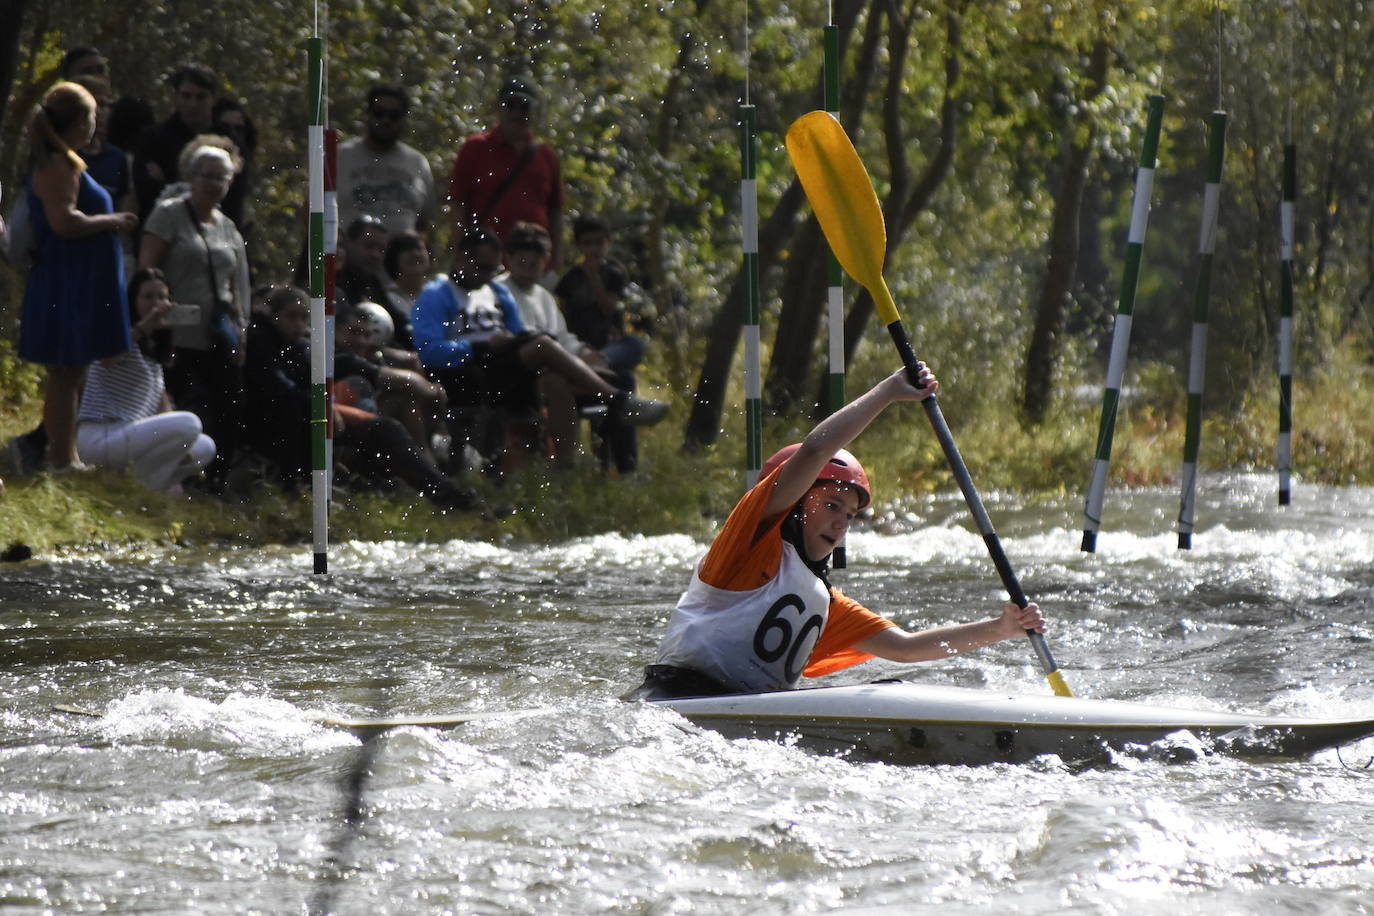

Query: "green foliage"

xmin=0 ymin=338 xmax=43 ymax=409
xmin=2 ymin=0 xmax=1371 ymax=552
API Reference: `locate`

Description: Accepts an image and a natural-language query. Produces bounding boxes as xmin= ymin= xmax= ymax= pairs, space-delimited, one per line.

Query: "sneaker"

xmin=50 ymin=459 xmax=95 ymax=474
xmin=612 ymin=393 xmax=669 ymax=428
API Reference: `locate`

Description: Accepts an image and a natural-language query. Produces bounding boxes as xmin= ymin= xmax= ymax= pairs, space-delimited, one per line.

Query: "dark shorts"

xmin=428 ymin=331 xmax=543 ymax=414
xmin=473 ymin=332 xmax=541 ymax=413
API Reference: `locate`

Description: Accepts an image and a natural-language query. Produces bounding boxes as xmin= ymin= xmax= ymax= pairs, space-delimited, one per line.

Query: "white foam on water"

xmin=98 ymin=688 xmax=351 ymax=754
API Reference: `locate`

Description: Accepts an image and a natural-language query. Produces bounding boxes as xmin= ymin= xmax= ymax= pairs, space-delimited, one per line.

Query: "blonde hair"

xmin=29 ymin=81 xmax=95 ymax=171
xmin=176 ymin=133 xmax=242 ymax=179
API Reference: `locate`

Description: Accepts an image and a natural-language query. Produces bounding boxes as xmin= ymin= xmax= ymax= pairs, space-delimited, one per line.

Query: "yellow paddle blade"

xmin=785 ymin=110 xmax=900 ymax=327
xmin=1046 ymin=669 xmax=1073 ymax=698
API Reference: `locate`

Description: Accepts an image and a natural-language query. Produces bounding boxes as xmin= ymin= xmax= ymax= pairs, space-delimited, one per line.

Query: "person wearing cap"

xmin=627 ymin=366 xmax=1047 ymax=700
xmin=447 ymin=78 xmax=565 ymax=268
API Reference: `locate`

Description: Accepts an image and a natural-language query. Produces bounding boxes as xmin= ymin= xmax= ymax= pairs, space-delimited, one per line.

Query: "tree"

xmin=1021 ymin=37 xmax=1112 ymax=425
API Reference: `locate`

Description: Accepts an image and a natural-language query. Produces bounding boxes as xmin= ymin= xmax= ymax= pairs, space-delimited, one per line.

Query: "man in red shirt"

xmin=448 ymin=79 xmax=565 ymax=268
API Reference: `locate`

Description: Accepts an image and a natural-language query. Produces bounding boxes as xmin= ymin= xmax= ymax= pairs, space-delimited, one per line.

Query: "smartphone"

xmin=165 ymin=304 xmax=202 ymax=327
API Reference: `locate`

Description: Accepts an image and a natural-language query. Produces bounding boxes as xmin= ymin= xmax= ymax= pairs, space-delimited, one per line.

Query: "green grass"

xmin=2 ymin=338 xmax=1370 ymax=555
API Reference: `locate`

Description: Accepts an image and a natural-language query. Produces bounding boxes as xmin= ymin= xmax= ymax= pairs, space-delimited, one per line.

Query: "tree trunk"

xmin=682 ymin=0 xmax=866 ymax=449
xmin=646 ymin=0 xmax=712 ymax=316
xmin=0 ymin=0 xmax=30 ymax=140
xmin=763 ymin=0 xmax=886 ymax=416
xmin=683 ymin=180 xmax=808 ymax=448
xmin=762 ymin=216 xmax=828 ymax=413
xmin=834 ymin=2 xmax=963 ymax=398
xmin=1021 ymin=39 xmax=1111 ymax=426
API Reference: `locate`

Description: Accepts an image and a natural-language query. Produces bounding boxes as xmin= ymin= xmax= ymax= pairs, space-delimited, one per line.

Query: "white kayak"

xmin=650 ymin=681 xmax=1374 ymax=766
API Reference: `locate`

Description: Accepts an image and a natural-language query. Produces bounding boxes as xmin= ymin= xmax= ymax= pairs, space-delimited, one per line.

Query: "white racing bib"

xmin=655 ymin=542 xmax=831 ymax=692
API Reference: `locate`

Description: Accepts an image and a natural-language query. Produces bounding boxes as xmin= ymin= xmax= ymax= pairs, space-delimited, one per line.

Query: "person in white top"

xmin=500 ymin=223 xmax=597 ymax=359
xmin=498 ymin=222 xmax=609 ymax=466
xmin=76 ymin=267 xmax=216 ymax=492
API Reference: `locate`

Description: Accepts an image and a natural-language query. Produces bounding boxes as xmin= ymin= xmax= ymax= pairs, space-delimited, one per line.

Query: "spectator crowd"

xmin=2 ymin=49 xmax=668 ymax=515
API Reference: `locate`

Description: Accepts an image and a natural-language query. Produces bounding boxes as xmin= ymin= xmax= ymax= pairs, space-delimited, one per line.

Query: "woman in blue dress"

xmin=20 ymin=81 xmax=139 ymax=470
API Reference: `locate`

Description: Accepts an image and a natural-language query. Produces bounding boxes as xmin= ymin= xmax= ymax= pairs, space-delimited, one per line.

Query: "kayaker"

xmin=628 ymin=365 xmax=1046 ymax=700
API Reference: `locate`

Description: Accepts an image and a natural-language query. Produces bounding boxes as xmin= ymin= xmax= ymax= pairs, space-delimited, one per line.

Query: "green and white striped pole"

xmin=823 ymin=22 xmax=845 ymax=415
xmin=307 ymin=35 xmax=329 ymax=574
xmin=325 ymin=126 xmax=338 ymax=490
xmin=1082 ymin=94 xmax=1165 ymax=553
xmin=741 ymin=102 xmax=762 ymax=488
xmin=822 ymin=18 xmax=849 ymax=568
xmin=1177 ymin=111 xmax=1227 ymax=549
xmin=1277 ymin=141 xmax=1295 ymax=505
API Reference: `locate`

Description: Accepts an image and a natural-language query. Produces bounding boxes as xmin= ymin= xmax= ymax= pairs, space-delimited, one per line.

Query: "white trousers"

xmin=77 ymin=412 xmax=217 ymax=491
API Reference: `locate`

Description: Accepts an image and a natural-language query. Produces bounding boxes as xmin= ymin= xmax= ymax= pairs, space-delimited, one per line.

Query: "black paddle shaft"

xmin=887 ymin=322 xmax=1061 ymax=673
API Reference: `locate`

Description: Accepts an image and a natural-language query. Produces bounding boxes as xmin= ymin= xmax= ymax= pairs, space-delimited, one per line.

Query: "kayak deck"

xmin=650 ymin=681 xmax=1374 ymax=766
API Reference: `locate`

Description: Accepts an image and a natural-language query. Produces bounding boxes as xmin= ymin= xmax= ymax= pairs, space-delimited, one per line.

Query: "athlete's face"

xmin=799 ymin=482 xmax=861 ymax=562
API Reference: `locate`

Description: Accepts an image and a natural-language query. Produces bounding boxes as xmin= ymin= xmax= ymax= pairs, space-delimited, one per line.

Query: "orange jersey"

xmin=696 ymin=467 xmax=895 ymax=678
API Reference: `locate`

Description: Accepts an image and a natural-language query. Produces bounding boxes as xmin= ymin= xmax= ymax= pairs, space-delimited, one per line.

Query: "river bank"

xmin=2 ymin=342 xmax=1370 ymax=557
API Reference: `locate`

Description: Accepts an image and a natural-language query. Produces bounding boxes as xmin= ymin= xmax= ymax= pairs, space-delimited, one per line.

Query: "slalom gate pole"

xmin=307 ymin=35 xmax=329 ymax=574
xmin=740 ymin=4 xmax=762 ymax=490
xmin=1082 ymin=94 xmax=1165 ymax=553
xmin=1177 ymin=111 xmax=1227 ymax=550
xmin=822 ymin=18 xmax=848 ymax=568
xmin=1277 ymin=142 xmax=1295 ymax=506
xmin=325 ymin=128 xmax=338 ymax=497
xmin=823 ymin=22 xmax=845 ymax=416
xmin=741 ymin=102 xmax=762 ymax=489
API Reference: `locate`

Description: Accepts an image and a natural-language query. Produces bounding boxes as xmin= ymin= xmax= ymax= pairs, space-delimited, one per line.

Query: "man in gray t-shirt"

xmin=335 ymin=85 xmax=436 ymax=237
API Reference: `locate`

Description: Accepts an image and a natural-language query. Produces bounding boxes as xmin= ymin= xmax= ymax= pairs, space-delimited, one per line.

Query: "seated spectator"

xmin=336 ymin=215 xmax=412 ymax=347
xmin=502 ymin=222 xmax=626 ymax=469
xmin=554 ymin=216 xmax=653 ymax=473
xmin=555 ymin=214 xmax=649 ymax=379
xmin=245 ymin=286 xmax=480 ymax=513
xmin=412 ymin=227 xmax=667 ymax=470
xmin=337 ymin=301 xmax=451 ymax=468
xmin=382 ymin=230 xmax=432 ymax=315
xmin=76 ymin=268 xmax=216 ymax=492
xmin=503 ymin=223 xmax=597 ymax=361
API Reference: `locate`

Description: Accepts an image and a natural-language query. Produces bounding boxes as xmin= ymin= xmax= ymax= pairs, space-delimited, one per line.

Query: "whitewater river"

xmin=3 ymin=473 xmax=1372 ymax=914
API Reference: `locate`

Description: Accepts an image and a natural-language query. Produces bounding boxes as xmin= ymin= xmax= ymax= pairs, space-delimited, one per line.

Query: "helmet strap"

xmin=781 ymin=499 xmax=834 ymax=590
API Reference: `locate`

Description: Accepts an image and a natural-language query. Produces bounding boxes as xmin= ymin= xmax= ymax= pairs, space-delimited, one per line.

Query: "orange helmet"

xmin=761 ymin=443 xmax=871 ymax=509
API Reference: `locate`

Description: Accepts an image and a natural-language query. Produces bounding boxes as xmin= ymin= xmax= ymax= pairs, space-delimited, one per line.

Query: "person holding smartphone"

xmin=76 ymin=268 xmax=216 ymax=493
